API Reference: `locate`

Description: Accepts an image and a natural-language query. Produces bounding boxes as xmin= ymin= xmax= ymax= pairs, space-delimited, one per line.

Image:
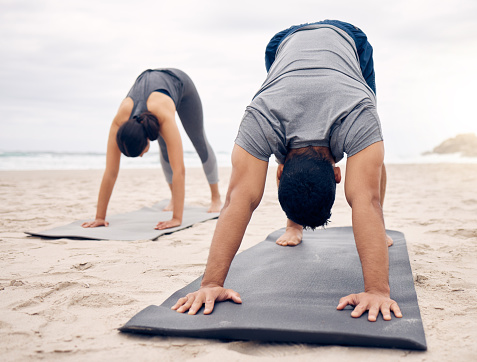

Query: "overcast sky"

xmin=1 ymin=0 xmax=476 ymax=160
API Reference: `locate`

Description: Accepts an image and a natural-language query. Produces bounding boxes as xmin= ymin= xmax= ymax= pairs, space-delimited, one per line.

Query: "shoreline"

xmin=2 ymin=149 xmax=477 ymax=172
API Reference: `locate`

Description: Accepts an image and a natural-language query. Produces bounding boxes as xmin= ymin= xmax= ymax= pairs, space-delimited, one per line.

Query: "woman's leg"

xmin=175 ymin=72 xmax=221 ymax=212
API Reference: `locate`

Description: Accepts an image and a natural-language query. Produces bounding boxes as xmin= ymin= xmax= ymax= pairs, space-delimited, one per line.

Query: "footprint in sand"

xmin=68 ymin=292 xmax=136 ymax=307
xmin=71 ymin=262 xmax=93 ymax=271
xmin=10 ymin=280 xmax=25 ymax=287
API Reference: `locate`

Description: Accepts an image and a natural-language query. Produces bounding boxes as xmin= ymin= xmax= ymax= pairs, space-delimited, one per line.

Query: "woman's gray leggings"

xmin=157 ymin=72 xmax=218 ymax=185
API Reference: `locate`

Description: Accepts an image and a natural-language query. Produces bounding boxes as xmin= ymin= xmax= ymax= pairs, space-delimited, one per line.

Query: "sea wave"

xmin=1 ymin=150 xmax=476 ymax=171
xmin=0 ymin=150 xmax=232 ymax=171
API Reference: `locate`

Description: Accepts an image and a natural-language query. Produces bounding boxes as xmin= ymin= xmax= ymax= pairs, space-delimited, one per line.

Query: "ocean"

xmin=0 ymin=150 xmax=232 ymax=171
xmin=1 ymin=150 xmax=476 ymax=171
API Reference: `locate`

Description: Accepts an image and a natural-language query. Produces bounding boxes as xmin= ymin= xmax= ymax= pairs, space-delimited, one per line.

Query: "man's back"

xmin=235 ymin=25 xmax=382 ymax=164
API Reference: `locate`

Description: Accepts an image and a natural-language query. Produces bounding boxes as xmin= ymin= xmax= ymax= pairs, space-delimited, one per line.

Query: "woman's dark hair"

xmin=278 ymin=150 xmax=336 ymax=229
xmin=116 ymin=111 xmax=159 ymax=157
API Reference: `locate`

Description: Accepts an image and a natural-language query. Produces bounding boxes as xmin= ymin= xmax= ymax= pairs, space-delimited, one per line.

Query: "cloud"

xmin=1 ymin=0 xmax=476 ymax=156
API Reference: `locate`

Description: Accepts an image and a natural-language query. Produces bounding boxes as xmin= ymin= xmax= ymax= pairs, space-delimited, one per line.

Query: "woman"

xmin=82 ymin=68 xmax=221 ymax=230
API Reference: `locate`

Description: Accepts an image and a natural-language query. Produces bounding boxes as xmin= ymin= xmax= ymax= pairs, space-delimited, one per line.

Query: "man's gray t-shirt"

xmin=235 ymin=24 xmax=383 ymax=164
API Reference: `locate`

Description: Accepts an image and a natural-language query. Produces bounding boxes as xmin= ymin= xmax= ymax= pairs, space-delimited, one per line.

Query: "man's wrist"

xmin=200 ymin=280 xmax=224 ymax=288
xmin=364 ymin=285 xmax=390 ymax=295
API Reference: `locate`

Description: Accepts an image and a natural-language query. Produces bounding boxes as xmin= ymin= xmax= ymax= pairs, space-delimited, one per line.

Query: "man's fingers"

xmin=216 ymin=289 xmax=242 ymax=303
xmin=351 ymin=303 xmax=368 ymax=318
xmin=225 ymin=289 xmax=242 ymax=304
xmin=172 ymin=288 xmax=242 ymax=316
xmin=188 ymin=298 xmax=205 ymax=315
xmin=336 ymin=300 xmax=349 ymax=310
xmin=176 ymin=295 xmax=195 ymax=313
xmin=338 ymin=293 xmax=402 ymax=321
xmin=391 ymin=302 xmax=403 ymax=318
xmin=381 ymin=308 xmax=392 ymax=321
xmin=203 ymin=298 xmax=215 ymax=315
xmin=336 ymin=294 xmax=355 ymax=310
xmin=171 ymin=296 xmax=188 ymax=310
xmin=379 ymin=301 xmax=395 ymax=321
xmin=368 ymin=306 xmax=380 ymax=322
xmin=230 ymin=293 xmax=242 ymax=304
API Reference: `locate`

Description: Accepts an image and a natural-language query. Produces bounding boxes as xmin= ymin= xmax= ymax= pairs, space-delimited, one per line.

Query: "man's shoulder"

xmin=235 ymin=108 xmax=275 ymax=163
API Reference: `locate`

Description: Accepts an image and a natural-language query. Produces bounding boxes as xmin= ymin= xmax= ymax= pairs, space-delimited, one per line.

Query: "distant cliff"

xmin=424 ymin=133 xmax=477 ymax=157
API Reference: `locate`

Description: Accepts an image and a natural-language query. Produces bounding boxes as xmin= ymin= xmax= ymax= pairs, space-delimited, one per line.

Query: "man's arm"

xmin=380 ymin=163 xmax=387 ymax=206
xmin=172 ymin=144 xmax=268 ymax=315
xmin=337 ymin=141 xmax=402 ymax=321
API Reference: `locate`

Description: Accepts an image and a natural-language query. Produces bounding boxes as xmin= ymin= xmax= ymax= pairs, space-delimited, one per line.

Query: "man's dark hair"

xmin=116 ymin=111 xmax=159 ymax=157
xmin=278 ymin=150 xmax=336 ymax=229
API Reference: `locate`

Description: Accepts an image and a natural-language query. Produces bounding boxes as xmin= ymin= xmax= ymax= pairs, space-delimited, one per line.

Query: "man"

xmin=172 ymin=20 xmax=402 ymax=322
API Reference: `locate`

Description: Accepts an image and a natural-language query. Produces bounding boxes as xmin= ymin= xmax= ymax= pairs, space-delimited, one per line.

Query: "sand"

xmin=1 ymin=164 xmax=477 ymax=361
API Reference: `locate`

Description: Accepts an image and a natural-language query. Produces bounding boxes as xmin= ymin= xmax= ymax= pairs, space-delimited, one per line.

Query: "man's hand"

xmin=171 ymin=286 xmax=242 ymax=315
xmin=155 ymin=218 xmax=181 ymax=230
xmin=337 ymin=292 xmax=402 ymax=321
xmin=82 ymin=219 xmax=109 ymax=228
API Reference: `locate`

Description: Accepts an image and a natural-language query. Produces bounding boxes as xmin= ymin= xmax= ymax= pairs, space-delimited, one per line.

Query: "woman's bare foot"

xmin=276 ymin=224 xmax=303 ymax=246
xmin=208 ymin=198 xmax=222 ymax=213
xmin=208 ymin=183 xmax=222 ymax=213
xmin=164 ymin=184 xmax=174 ymax=211
xmin=386 ymin=234 xmax=393 ymax=247
xmin=163 ymin=200 xmax=174 ymax=212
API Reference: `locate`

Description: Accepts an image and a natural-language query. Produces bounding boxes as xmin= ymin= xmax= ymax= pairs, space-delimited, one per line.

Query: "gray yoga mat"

xmin=26 ymin=200 xmax=219 ymax=241
xmin=120 ymin=227 xmax=427 ymax=350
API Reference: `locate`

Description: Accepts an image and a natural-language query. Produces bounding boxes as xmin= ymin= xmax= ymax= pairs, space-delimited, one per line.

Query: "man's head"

xmin=277 ymin=147 xmax=341 ymax=229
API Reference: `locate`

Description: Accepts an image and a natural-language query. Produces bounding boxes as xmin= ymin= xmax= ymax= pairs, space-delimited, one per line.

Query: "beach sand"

xmin=1 ymin=164 xmax=476 ymax=361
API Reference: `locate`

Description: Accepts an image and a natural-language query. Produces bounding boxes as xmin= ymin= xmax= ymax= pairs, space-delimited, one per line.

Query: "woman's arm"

xmin=154 ymin=115 xmax=185 ymax=230
xmin=82 ymin=100 xmax=130 ymax=228
xmin=147 ymin=93 xmax=186 ymax=230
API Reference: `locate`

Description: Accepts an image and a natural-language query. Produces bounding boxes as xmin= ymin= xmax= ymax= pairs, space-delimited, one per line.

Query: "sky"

xmin=1 ymin=0 xmax=476 ymax=160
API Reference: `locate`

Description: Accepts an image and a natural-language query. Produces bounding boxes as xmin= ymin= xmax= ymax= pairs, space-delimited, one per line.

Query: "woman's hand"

xmin=81 ymin=219 xmax=109 ymax=228
xmin=155 ymin=218 xmax=181 ymax=230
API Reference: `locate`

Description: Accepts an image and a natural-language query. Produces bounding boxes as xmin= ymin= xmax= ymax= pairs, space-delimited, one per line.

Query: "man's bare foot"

xmin=163 ymin=200 xmax=173 ymax=212
xmin=386 ymin=234 xmax=393 ymax=247
xmin=208 ymin=198 xmax=222 ymax=213
xmin=276 ymin=226 xmax=303 ymax=246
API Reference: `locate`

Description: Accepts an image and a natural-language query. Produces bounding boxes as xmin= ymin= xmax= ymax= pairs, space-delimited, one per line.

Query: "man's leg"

xmin=276 ymin=218 xmax=303 ymax=246
xmin=275 ymin=165 xmax=303 ymax=246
